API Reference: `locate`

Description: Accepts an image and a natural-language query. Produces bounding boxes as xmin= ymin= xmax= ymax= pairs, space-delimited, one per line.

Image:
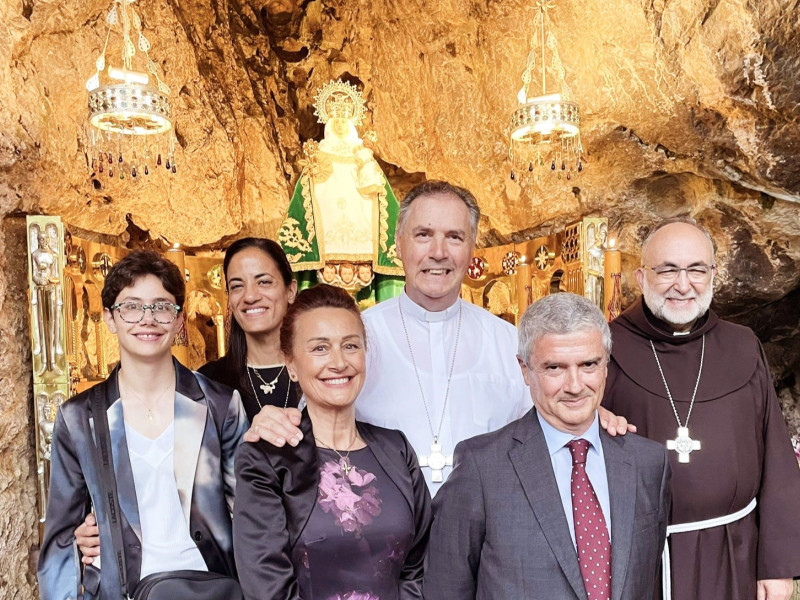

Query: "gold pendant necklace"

xmin=119 ymin=372 xmax=174 ymax=424
xmin=246 ymin=364 xmax=291 ymax=409
xmin=315 ymin=431 xmax=359 ymax=475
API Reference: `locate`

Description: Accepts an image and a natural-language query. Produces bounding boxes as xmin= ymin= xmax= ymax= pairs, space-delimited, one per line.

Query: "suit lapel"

xmin=173 ymin=361 xmax=207 ymax=527
xmin=173 ymin=392 xmax=206 ymax=526
xmin=601 ymin=431 xmax=635 ymax=600
xmin=509 ymin=412 xmax=588 ymax=600
xmin=104 ymin=376 xmax=143 ymax=543
xmin=359 ymin=423 xmax=414 ymax=512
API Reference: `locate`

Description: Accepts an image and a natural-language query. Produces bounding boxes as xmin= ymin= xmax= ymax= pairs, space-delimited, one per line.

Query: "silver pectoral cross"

xmin=666 ymin=426 xmax=701 ymax=463
xmin=419 ymin=440 xmax=453 ymax=483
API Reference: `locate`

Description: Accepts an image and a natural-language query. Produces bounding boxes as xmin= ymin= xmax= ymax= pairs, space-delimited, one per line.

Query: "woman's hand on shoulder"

xmin=75 ymin=513 xmax=100 ymax=565
xmin=243 ymin=406 xmax=303 ymax=446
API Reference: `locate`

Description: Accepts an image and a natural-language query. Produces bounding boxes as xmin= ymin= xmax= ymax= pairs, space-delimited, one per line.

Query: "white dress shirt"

xmin=357 ymin=292 xmax=530 ymax=494
xmin=536 ymin=411 xmax=612 ymax=547
xmin=125 ymin=422 xmax=208 ymax=578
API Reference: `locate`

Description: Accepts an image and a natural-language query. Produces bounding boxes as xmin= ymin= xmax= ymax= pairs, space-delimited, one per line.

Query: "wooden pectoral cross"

xmin=419 ymin=440 xmax=453 ymax=483
xmin=666 ymin=426 xmax=701 ymax=463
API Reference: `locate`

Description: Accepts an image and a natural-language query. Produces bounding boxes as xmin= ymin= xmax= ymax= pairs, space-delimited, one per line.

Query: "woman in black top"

xmin=234 ymin=284 xmax=431 ymax=599
xmin=200 ymin=238 xmax=301 ymax=419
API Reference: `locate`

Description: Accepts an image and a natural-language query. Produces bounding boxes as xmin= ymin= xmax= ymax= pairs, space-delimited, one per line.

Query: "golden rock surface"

xmin=1 ymin=0 xmax=799 ymax=595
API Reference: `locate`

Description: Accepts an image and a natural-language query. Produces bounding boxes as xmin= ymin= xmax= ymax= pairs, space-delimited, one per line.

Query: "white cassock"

xmin=356 ymin=292 xmax=530 ymax=494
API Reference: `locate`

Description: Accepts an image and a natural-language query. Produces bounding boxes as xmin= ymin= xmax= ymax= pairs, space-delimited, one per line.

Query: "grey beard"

xmin=642 ymin=281 xmax=713 ymax=329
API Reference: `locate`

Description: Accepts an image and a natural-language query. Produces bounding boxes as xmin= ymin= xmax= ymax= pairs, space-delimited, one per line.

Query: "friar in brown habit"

xmin=603 ymin=218 xmax=800 ymax=600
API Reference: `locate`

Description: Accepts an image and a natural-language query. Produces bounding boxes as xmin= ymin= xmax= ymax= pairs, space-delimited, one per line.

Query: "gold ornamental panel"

xmin=464 ymin=217 xmax=608 ymax=324
xmin=26 ymin=217 xmax=226 ymax=539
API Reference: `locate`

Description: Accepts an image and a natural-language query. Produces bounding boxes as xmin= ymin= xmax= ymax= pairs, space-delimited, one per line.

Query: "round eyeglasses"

xmin=110 ymin=301 xmax=181 ymax=324
xmin=641 ymin=265 xmax=715 ymax=283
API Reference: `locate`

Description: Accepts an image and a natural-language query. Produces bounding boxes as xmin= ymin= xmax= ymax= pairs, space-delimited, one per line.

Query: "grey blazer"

xmin=424 ymin=409 xmax=671 ymax=600
xmin=37 ymin=360 xmax=248 ymax=600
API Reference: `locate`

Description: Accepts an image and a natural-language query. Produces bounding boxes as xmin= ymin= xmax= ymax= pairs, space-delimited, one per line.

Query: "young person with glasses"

xmin=38 ymin=250 xmax=247 ymax=600
xmin=74 ymin=238 xmax=301 ymax=566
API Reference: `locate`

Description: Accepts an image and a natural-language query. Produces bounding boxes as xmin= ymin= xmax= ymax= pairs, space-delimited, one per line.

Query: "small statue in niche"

xmin=36 ymin=390 xmax=66 ymax=521
xmin=585 ymin=222 xmax=606 ymax=310
xmin=37 ymin=390 xmax=66 ymax=461
xmin=278 ymin=80 xmax=404 ymax=299
xmin=586 ymin=222 xmax=606 ymax=274
xmin=30 ymin=223 xmax=64 ymax=376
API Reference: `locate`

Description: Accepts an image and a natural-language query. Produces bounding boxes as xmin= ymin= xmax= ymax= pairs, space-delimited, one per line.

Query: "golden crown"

xmin=313 ymin=80 xmax=366 ymax=126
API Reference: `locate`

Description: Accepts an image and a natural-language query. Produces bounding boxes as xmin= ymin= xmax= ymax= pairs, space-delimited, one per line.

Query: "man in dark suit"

xmin=425 ymin=292 xmax=671 ymax=600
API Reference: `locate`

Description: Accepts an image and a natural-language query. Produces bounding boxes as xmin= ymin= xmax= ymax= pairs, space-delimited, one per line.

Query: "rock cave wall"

xmin=1 ymin=0 xmax=798 ymax=596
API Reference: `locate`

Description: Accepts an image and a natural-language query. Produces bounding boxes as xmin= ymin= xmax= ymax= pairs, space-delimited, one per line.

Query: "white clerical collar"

xmin=399 ymin=291 xmax=462 ymax=323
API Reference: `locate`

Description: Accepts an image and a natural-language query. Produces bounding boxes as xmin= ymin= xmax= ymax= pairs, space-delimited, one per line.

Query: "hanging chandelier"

xmin=85 ymin=0 xmax=177 ymax=181
xmin=509 ymin=0 xmax=583 ymax=183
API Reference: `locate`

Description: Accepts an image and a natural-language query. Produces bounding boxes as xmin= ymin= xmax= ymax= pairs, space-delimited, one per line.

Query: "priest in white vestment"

xmin=357 ymin=290 xmax=529 ymax=492
xmin=246 ymin=180 xmax=627 ymax=494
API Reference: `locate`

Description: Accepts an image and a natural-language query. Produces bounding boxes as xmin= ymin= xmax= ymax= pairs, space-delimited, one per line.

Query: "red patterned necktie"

xmin=567 ymin=438 xmax=611 ymax=600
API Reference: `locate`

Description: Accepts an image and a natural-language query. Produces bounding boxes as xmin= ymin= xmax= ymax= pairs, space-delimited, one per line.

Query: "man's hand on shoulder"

xmin=757 ymin=579 xmax=794 ymax=600
xmin=243 ymin=406 xmax=303 ymax=446
xmin=598 ymin=406 xmax=637 ymax=437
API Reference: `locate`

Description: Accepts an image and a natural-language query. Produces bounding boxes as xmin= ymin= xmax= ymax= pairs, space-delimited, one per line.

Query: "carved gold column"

xmin=213 ymin=314 xmax=226 ymax=358
xmin=516 ymin=261 xmax=532 ymax=317
xmin=603 ymin=239 xmax=622 ymax=321
xmin=26 ymin=216 xmax=70 ymax=527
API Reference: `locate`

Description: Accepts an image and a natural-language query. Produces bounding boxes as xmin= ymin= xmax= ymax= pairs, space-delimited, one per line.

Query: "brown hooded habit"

xmin=603 ymin=297 xmax=800 ymax=600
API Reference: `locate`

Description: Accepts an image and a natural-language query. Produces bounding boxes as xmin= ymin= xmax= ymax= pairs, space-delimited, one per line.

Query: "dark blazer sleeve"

xmin=397 ymin=431 xmax=433 ymax=600
xmin=423 ymin=439 xmax=486 ymax=600
xmin=221 ymin=388 xmax=248 ymax=513
xmin=657 ymin=445 xmax=672 ymax=565
xmin=37 ymin=407 xmax=89 ymax=600
xmin=233 ymin=441 xmax=300 ymax=600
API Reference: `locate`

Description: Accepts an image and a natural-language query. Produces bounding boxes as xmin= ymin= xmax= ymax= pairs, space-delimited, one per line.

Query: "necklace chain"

xmin=249 ymin=364 xmax=284 ymax=394
xmin=315 ymin=430 xmax=360 ymax=474
xmin=246 ymin=364 xmax=291 ymax=409
xmin=649 ymin=335 xmax=705 ymax=428
xmin=119 ymin=372 xmax=174 ymax=423
xmin=398 ymin=300 xmax=462 ymax=443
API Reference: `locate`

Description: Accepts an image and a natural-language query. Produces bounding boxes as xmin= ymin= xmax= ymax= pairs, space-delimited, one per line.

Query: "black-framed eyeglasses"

xmin=641 ymin=264 xmax=715 ymax=283
xmin=110 ymin=301 xmax=181 ymax=324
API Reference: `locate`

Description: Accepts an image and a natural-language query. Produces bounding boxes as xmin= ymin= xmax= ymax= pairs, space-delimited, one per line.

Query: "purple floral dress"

xmin=294 ymin=447 xmax=414 ymax=600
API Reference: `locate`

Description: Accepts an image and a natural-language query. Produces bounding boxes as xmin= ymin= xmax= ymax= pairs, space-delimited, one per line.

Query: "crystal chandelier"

xmin=85 ymin=0 xmax=177 ymax=181
xmin=509 ymin=0 xmax=583 ymax=182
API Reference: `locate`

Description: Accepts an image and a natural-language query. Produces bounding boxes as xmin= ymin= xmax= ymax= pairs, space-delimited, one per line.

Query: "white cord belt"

xmin=661 ymin=497 xmax=757 ymax=600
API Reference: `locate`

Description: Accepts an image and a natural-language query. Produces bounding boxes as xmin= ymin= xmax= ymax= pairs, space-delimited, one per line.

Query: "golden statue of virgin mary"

xmin=278 ymin=80 xmax=404 ymax=300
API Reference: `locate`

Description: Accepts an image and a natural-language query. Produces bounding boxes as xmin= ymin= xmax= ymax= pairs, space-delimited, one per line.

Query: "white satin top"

xmin=125 ymin=421 xmax=207 ymax=578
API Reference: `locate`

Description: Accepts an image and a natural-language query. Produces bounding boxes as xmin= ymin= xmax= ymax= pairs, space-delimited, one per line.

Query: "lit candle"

xmin=516 ymin=260 xmax=532 ymax=319
xmin=603 ymin=238 xmax=622 ymax=321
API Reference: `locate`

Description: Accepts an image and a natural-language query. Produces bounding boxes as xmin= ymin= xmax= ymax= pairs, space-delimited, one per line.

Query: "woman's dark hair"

xmin=280 ymin=284 xmax=364 ymax=357
xmin=223 ymin=238 xmax=294 ymax=391
xmin=101 ymin=250 xmax=185 ymax=309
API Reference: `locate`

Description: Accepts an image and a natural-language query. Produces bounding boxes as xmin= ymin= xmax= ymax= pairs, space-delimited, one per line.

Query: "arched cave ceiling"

xmin=1 ymin=0 xmax=798 ymax=315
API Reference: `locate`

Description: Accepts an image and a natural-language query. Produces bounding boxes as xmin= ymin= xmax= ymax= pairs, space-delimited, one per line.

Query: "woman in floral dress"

xmin=233 ymin=284 xmax=432 ymax=600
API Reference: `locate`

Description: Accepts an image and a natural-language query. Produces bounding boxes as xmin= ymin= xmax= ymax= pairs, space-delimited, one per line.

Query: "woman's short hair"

xmin=517 ymin=293 xmax=612 ymax=367
xmin=280 ymin=284 xmax=364 ymax=357
xmin=101 ymin=250 xmax=185 ymax=310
